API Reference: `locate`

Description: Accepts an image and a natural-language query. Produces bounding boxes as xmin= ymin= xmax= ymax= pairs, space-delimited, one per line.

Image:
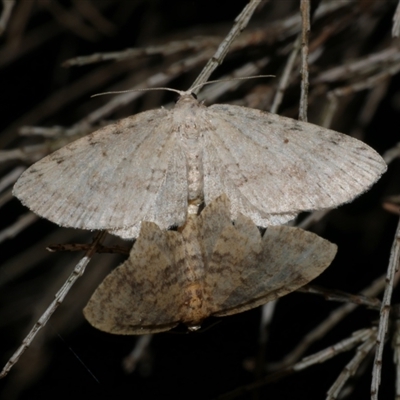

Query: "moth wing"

xmin=201 ymin=211 xmax=263 ymax=315
xmin=196 ymin=194 xmax=235 ymax=259
xmin=83 ymin=222 xmax=187 ymax=334
xmin=213 ymin=224 xmax=337 ymax=317
xmin=14 ymin=109 xmax=188 ymax=238
xmin=205 ymin=104 xmax=386 ymax=226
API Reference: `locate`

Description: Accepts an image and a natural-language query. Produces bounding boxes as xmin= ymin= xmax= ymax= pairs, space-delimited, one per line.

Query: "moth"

xmin=13 ymin=92 xmax=387 ymax=239
xmin=83 ymin=195 xmax=337 ymax=334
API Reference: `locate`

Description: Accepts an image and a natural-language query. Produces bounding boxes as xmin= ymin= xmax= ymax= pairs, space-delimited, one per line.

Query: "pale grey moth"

xmin=83 ymin=194 xmax=337 ymax=334
xmin=13 ymin=92 xmax=387 ymax=238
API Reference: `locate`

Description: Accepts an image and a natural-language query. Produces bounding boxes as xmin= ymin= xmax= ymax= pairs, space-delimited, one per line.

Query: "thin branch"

xmin=299 ymin=284 xmax=381 ymax=311
xmin=326 ymin=334 xmax=377 ymax=399
xmin=269 ymin=273 xmax=394 ymax=371
xmin=270 ymin=35 xmax=301 ymax=114
xmin=47 ymin=242 xmax=130 ymax=255
xmin=0 ymin=231 xmax=107 ymax=378
xmin=371 ymin=218 xmax=400 ymax=400
xmin=218 ymin=328 xmax=375 ymax=400
xmin=299 ymin=0 xmax=310 ymax=121
xmin=189 ymin=0 xmax=262 ymax=94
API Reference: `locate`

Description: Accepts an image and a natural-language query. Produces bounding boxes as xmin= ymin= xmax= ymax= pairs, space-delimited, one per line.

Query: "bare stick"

xmin=270 ymin=273 xmax=393 ymax=371
xmin=299 ymin=284 xmax=381 ymax=311
xmin=218 ymin=328 xmax=375 ymax=400
xmin=314 ymin=46 xmax=400 ymax=83
xmin=299 ymin=0 xmax=310 ymax=122
xmin=326 ymin=333 xmax=377 ymax=399
xmin=294 ymin=328 xmax=375 ymax=371
xmin=47 ymin=242 xmax=130 ymax=255
xmin=330 ymin=63 xmax=400 ymax=98
xmin=63 ymin=36 xmax=220 ymax=67
xmin=270 ymin=35 xmax=301 ymax=114
xmin=189 ymin=0 xmax=262 ymax=94
xmin=0 ymin=231 xmax=107 ymax=378
xmin=371 ymin=218 xmax=400 ymax=400
xmin=392 ymin=319 xmax=400 ymax=399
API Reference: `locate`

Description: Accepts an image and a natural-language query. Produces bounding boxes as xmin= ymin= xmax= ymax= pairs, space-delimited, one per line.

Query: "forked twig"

xmin=326 ymin=332 xmax=377 ymax=399
xmin=0 ymin=231 xmax=107 ymax=378
xmin=269 ymin=273 xmax=394 ymax=371
xmin=218 ymin=328 xmax=376 ymax=400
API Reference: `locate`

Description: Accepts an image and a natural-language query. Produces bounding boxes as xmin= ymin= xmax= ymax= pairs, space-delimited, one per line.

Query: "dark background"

xmin=0 ymin=1 xmax=400 ymax=399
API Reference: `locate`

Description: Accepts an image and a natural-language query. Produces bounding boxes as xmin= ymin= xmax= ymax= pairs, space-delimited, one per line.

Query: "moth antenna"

xmin=91 ymin=87 xmax=184 ymax=98
xmin=188 ymin=74 xmax=275 ymax=93
xmin=91 ymin=75 xmax=274 ymax=98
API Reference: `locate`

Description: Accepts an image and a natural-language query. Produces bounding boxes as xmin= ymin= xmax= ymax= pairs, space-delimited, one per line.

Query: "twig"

xmin=329 ymin=63 xmax=400 ymax=98
xmin=299 ymin=284 xmax=381 ymax=311
xmin=218 ymin=328 xmax=375 ymax=400
xmin=314 ymin=46 xmax=400 ymax=83
xmin=371 ymin=218 xmax=400 ymax=400
xmin=299 ymin=0 xmax=310 ymax=122
xmin=270 ymin=35 xmax=301 ymax=114
xmin=63 ymin=36 xmax=220 ymax=67
xmin=392 ymin=319 xmax=400 ymax=399
xmin=189 ymin=0 xmax=262 ymax=94
xmin=198 ymin=57 xmax=270 ymax=103
xmin=47 ymin=242 xmax=130 ymax=255
xmin=0 ymin=231 xmax=107 ymax=378
xmin=269 ymin=273 xmax=395 ymax=371
xmin=78 ymin=51 xmax=212 ymax=129
xmin=326 ymin=333 xmax=377 ymax=399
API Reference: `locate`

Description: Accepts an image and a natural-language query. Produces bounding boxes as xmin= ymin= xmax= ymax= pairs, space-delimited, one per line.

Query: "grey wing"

xmin=213 ymin=225 xmax=337 ymax=317
xmin=13 ymin=109 xmax=188 ymax=237
xmin=206 ymin=104 xmax=386 ymax=224
xmin=203 ymin=139 xmax=297 ymax=226
xmin=83 ymin=222 xmax=187 ymax=334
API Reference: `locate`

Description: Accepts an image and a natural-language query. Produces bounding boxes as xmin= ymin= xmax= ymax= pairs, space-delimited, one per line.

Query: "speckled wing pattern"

xmin=83 ymin=221 xmax=187 ymax=334
xmin=13 ymin=94 xmax=386 ymax=238
xmin=13 ymin=108 xmax=188 ymax=238
xmin=203 ymin=103 xmax=387 ymax=226
xmin=83 ymin=195 xmax=337 ymax=334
